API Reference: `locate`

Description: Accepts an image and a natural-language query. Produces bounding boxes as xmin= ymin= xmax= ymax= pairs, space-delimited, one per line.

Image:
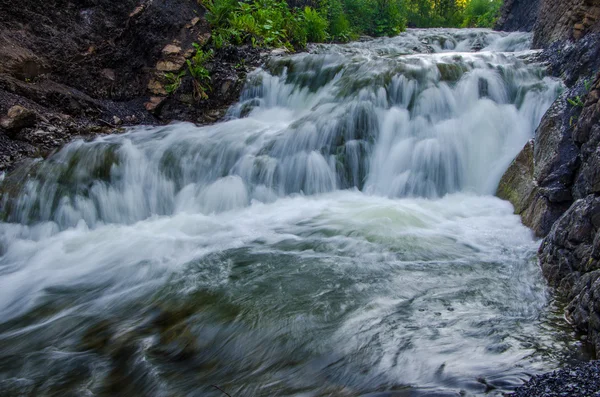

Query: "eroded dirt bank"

xmin=0 ymin=0 xmax=262 ymax=171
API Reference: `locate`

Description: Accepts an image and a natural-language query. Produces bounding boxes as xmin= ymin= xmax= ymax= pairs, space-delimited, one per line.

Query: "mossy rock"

xmin=496 ymin=140 xmax=536 ymax=215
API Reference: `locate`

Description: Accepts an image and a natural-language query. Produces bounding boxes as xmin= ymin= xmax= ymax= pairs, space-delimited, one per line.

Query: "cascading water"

xmin=0 ymin=29 xmax=581 ymax=396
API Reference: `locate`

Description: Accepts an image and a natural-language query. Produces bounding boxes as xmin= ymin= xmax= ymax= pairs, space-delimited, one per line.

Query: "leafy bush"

xmin=461 ymin=0 xmax=502 ymax=28
xmin=322 ymin=0 xmax=353 ymax=41
xmin=186 ymin=44 xmax=213 ymax=99
xmin=302 ymin=6 xmax=328 ymax=42
xmin=202 ymin=0 xmax=502 ymax=48
xmin=203 ymin=0 xmax=410 ymax=49
xmin=204 ymin=0 xmax=237 ymax=27
xmin=341 ymin=0 xmax=406 ymax=37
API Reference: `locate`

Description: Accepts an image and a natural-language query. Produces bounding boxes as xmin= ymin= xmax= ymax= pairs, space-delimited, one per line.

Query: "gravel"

xmin=507 ymin=361 xmax=600 ymax=397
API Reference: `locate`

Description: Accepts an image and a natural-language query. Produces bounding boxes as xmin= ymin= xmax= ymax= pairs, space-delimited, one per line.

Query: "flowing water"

xmin=0 ymin=29 xmax=582 ymax=396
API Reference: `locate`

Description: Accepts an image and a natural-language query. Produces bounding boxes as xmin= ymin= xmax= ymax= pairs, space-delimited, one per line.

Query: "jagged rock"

xmin=156 ymin=58 xmax=185 ymax=72
xmin=197 ymin=33 xmax=211 ymax=47
xmin=147 ymin=79 xmax=167 ymax=95
xmin=539 ymin=195 xmax=600 ymax=354
xmin=533 ymin=0 xmax=600 ymax=48
xmin=162 ymin=44 xmax=182 ymax=56
xmin=144 ymin=96 xmax=165 ymax=113
xmin=573 ymin=74 xmax=600 ymax=198
xmin=533 ymin=93 xmax=579 ymax=202
xmin=0 ymin=105 xmax=36 ymax=136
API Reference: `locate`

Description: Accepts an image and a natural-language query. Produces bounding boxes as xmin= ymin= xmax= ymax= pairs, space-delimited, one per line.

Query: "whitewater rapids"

xmin=0 ymin=29 xmax=582 ymax=396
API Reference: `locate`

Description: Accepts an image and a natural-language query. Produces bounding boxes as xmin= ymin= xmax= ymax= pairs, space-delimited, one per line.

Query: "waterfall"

xmin=1 ymin=29 xmax=560 ymax=230
xmin=0 ymin=29 xmax=574 ymax=397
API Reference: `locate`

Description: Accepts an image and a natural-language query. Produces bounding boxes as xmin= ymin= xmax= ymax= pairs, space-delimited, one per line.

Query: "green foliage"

xmin=567 ymin=96 xmax=585 ymax=108
xmin=343 ymin=0 xmax=406 ymax=37
xmin=405 ymin=0 xmax=503 ymax=28
xmin=206 ymin=0 xmax=301 ymax=48
xmin=321 ymin=0 xmax=353 ymax=41
xmin=461 ymin=0 xmax=502 ymax=28
xmin=302 ymin=6 xmax=328 ymax=42
xmin=164 ymin=71 xmax=186 ymax=94
xmin=203 ymin=0 xmax=408 ymax=49
xmin=203 ymin=0 xmax=503 ymax=48
xmin=204 ymin=0 xmax=237 ymax=27
xmin=186 ymin=44 xmax=213 ymax=99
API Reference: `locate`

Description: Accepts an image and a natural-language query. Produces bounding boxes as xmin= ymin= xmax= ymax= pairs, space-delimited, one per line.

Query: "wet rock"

xmin=270 ymin=47 xmax=289 ymax=57
xmin=496 ymin=91 xmax=580 ymax=237
xmin=496 ymin=140 xmax=536 ymax=215
xmin=533 ymin=93 xmax=579 ymax=203
xmin=0 ymin=105 xmax=36 ymax=136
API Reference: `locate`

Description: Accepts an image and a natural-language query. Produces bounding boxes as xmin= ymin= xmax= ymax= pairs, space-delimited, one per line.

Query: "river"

xmin=0 ymin=29 xmax=585 ymax=396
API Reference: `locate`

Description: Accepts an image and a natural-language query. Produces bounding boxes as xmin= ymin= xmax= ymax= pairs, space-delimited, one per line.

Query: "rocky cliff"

xmin=497 ymin=0 xmax=600 ymax=47
xmin=534 ymin=0 xmax=600 ymax=48
xmin=497 ymin=0 xmax=600 ymax=356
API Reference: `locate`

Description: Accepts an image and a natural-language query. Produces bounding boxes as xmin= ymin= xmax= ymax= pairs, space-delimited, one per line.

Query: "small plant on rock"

xmin=567 ymin=96 xmax=585 ymax=108
xmin=187 ymin=44 xmax=214 ymax=100
xmin=164 ymin=70 xmax=186 ymax=94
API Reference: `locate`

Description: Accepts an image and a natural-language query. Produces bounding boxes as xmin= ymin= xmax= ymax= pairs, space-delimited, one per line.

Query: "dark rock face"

xmin=500 ymin=70 xmax=600 ymax=356
xmin=537 ymin=75 xmax=600 ymax=356
xmin=498 ymin=0 xmax=600 ymax=49
xmin=534 ymin=0 xmax=600 ymax=48
xmin=507 ymin=360 xmax=600 ymax=397
xmin=495 ymin=0 xmax=540 ymax=32
xmin=497 ymin=89 xmax=581 ymax=237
